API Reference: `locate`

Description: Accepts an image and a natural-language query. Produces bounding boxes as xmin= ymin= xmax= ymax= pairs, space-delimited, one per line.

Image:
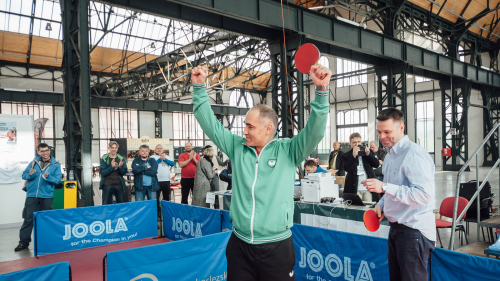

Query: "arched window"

xmin=336 ymin=109 xmax=368 ymax=143
xmin=229 ymin=89 xmax=254 ymax=136
xmin=318 ymin=56 xmax=329 ymax=69
xmin=229 ymin=89 xmax=254 ymax=108
xmin=336 ymin=58 xmax=367 ymax=87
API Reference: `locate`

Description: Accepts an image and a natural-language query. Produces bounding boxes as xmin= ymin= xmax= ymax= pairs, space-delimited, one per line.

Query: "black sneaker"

xmin=14 ymin=244 xmax=28 ymax=252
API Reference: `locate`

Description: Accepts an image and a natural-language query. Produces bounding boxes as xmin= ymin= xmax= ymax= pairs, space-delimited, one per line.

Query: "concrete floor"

xmin=1 ymin=167 xmax=498 ymax=264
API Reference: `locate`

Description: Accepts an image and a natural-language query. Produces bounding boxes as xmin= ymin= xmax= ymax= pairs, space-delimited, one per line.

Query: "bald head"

xmin=155 ymin=144 xmax=163 ymax=155
xmin=369 ymin=141 xmax=379 ymax=152
xmin=333 ymin=142 xmax=340 ymax=150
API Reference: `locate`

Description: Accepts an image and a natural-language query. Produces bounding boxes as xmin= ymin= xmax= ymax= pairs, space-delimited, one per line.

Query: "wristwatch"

xmin=315 ymin=85 xmax=329 ymax=91
xmin=382 ymin=183 xmax=387 ymax=192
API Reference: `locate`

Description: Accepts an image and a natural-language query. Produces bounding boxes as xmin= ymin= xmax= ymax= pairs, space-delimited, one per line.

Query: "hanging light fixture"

xmin=45 ymin=23 xmax=52 ymax=31
xmin=150 ymin=42 xmax=156 ymax=49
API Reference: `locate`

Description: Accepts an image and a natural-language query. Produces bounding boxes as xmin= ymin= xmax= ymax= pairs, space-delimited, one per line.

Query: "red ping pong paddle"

xmin=295 ymin=43 xmax=321 ymax=74
xmin=363 ymin=209 xmax=380 ymax=232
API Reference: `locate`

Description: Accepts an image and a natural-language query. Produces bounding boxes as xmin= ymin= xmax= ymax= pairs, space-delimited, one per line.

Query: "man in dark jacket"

xmin=328 ymin=141 xmax=345 ymax=176
xmin=341 ymin=133 xmax=380 ymax=202
xmin=99 ymin=141 xmax=128 ymax=205
xmin=132 ymin=145 xmax=159 ymax=201
xmin=369 ymin=141 xmax=387 ymax=181
xmin=15 ymin=143 xmax=62 ymax=251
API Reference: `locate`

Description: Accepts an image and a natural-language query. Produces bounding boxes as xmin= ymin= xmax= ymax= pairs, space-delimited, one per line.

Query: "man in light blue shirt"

xmin=363 ymin=108 xmax=435 ymax=281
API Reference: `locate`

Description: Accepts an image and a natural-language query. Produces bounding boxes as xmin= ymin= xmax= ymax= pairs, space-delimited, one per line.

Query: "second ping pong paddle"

xmin=295 ymin=43 xmax=321 ymax=74
xmin=363 ymin=209 xmax=380 ymax=232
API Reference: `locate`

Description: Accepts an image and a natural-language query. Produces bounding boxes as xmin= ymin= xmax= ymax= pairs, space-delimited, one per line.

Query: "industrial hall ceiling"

xmin=1 ymin=0 xmax=499 ymax=100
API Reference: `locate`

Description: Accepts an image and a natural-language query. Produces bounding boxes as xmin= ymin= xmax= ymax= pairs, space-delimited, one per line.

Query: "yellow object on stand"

xmin=63 ymin=181 xmax=77 ymax=209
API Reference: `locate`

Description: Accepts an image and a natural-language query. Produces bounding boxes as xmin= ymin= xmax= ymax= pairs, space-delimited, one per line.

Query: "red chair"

xmin=436 ymin=196 xmax=469 ymax=247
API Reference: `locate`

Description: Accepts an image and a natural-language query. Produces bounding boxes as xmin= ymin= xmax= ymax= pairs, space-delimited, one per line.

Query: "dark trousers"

xmin=180 ymin=178 xmax=195 ymax=204
xmin=226 ymin=233 xmax=295 ymax=281
xmin=19 ymin=197 xmax=53 ymax=246
xmin=157 ymin=181 xmax=170 ymax=216
xmin=102 ymin=184 xmax=124 ymax=205
xmin=388 ymin=223 xmax=435 ymax=281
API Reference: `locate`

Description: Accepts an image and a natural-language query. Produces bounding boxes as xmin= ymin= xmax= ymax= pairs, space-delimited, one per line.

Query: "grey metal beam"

xmin=0 ymin=89 xmax=64 ymax=104
xmin=97 ymin=0 xmax=280 ymax=40
xmin=270 ymin=35 xmax=304 ymax=138
xmin=376 ymin=63 xmax=408 ymax=131
xmin=0 ymin=88 xmax=249 ymax=115
xmin=25 ymin=0 xmax=36 ymax=76
xmin=92 ymin=97 xmax=249 ymax=115
xmin=400 ymin=2 xmax=499 ymax=53
xmin=440 ymin=79 xmax=470 ymax=171
xmin=61 ymin=0 xmax=93 ymax=206
xmin=155 ymin=111 xmax=162 ymax=138
xmin=480 ymin=86 xmax=500 ymax=166
xmin=99 ymin=0 xmax=500 ymax=90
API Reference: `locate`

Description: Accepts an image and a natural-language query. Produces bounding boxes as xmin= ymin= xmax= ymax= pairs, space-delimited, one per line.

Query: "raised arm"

xmin=164 ymin=157 xmax=175 ymax=166
xmin=216 ymin=156 xmax=228 ymax=167
xmin=44 ymin=163 xmax=63 ymax=185
xmin=289 ymin=65 xmax=331 ymax=166
xmin=191 ymin=66 xmax=243 ymax=159
xmin=22 ymin=161 xmax=36 ymax=181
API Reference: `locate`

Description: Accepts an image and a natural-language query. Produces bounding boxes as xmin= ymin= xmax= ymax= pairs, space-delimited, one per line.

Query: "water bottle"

xmin=69 ymin=170 xmax=74 ymax=181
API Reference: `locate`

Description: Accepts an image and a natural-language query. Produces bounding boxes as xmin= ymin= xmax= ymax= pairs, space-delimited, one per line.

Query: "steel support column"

xmin=480 ymin=86 xmax=500 ymax=166
xmin=440 ymin=79 xmax=470 ymax=171
xmin=61 ymin=0 xmax=93 ymax=206
xmin=375 ymin=63 xmax=407 ymax=128
xmin=489 ymin=49 xmax=499 ymax=72
xmin=270 ymin=36 xmax=304 ymax=138
xmin=155 ymin=111 xmax=162 ymax=138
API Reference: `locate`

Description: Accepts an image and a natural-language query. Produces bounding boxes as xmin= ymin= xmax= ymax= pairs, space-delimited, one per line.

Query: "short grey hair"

xmin=250 ymin=104 xmax=278 ymax=136
xmin=108 ymin=141 xmax=119 ymax=148
xmin=139 ymin=144 xmax=149 ymax=151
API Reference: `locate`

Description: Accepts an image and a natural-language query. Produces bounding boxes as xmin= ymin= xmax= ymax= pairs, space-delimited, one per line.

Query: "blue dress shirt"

xmin=379 ymin=135 xmax=436 ymax=241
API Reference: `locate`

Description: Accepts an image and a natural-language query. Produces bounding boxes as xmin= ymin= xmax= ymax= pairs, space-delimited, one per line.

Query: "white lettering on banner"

xmin=299 ymin=247 xmax=374 ymax=281
xmin=63 ymin=217 xmax=129 ymax=240
xmin=196 ymin=272 xmax=227 ymax=281
xmin=172 ymin=217 xmax=203 ymax=237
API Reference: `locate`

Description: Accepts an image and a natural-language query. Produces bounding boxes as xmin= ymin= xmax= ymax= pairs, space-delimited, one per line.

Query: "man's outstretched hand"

xmin=191 ymin=66 xmax=208 ymax=85
xmin=310 ymin=64 xmax=332 ymax=87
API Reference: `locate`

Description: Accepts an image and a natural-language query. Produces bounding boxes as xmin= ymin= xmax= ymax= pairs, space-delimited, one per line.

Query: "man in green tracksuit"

xmin=192 ymin=64 xmax=331 ymax=281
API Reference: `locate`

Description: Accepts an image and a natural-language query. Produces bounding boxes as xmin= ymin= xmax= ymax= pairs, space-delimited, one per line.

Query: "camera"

xmin=357 ymin=145 xmax=367 ymax=156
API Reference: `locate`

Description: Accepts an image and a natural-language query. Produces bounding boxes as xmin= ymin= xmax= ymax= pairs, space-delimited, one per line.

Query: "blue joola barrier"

xmin=106 ymin=231 xmax=231 ymax=281
xmin=34 ymin=200 xmax=158 ymax=256
xmin=161 ymin=201 xmax=222 ymax=241
xmin=0 ymin=261 xmax=70 ymax=281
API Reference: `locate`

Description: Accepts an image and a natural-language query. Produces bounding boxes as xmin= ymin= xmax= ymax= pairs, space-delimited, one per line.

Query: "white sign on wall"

xmin=0 ymin=114 xmax=35 ymax=184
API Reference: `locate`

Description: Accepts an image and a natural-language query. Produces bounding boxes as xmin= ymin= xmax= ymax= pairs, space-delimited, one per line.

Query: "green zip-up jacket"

xmin=193 ymin=84 xmax=329 ymax=244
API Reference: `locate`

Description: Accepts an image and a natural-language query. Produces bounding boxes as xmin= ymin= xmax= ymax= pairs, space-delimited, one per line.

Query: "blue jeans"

xmin=388 ymin=222 xmax=435 ymax=281
xmin=102 ymin=184 xmax=124 ymax=205
xmin=135 ymin=186 xmax=156 ymax=201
